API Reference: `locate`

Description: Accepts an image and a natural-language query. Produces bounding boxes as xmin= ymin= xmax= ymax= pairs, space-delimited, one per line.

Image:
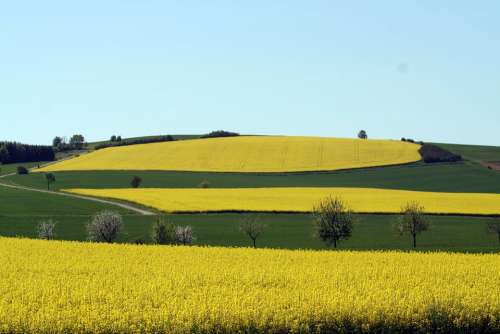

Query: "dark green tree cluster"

xmin=52 ymin=134 xmax=86 ymax=152
xmin=0 ymin=142 xmax=55 ymax=164
xmin=200 ymin=130 xmax=239 ymax=138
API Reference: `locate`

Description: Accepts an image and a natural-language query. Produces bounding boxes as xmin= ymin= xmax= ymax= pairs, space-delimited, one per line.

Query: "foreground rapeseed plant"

xmin=37 ymin=136 xmax=421 ymax=173
xmin=65 ymin=187 xmax=500 ymax=215
xmin=0 ymin=238 xmax=498 ymax=333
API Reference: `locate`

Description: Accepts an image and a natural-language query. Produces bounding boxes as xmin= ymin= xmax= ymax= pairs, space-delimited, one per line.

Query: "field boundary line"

xmin=0 ymin=181 xmax=155 ymax=216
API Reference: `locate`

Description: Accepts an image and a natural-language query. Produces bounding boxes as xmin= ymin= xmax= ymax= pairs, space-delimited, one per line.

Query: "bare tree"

xmin=37 ymin=220 xmax=56 ymax=240
xmin=486 ymin=220 xmax=500 ymax=244
xmin=45 ymin=173 xmax=56 ymax=190
xmin=313 ymin=196 xmax=355 ymax=248
xmin=397 ymin=201 xmax=429 ymax=248
xmin=87 ymin=210 xmax=123 ymax=243
xmin=239 ymin=216 xmax=267 ymax=248
xmin=151 ymin=217 xmax=176 ymax=245
xmin=175 ymin=226 xmax=194 ymax=245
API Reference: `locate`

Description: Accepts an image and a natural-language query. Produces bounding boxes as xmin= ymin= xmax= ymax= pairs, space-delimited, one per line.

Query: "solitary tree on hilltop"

xmin=313 ymin=196 xmax=355 ymax=248
xmin=397 ymin=201 xmax=429 ymax=248
xmin=358 ymin=130 xmax=368 ymax=139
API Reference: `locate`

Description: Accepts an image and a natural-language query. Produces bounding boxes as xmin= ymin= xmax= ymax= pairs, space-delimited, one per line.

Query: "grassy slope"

xmin=435 ymin=143 xmax=500 ymax=162
xmin=87 ymin=134 xmax=201 ymax=149
xmin=9 ymin=161 xmax=500 ymax=193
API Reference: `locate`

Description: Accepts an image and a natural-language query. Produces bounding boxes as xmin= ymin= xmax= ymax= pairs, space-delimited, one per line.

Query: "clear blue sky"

xmin=1 ymin=1 xmax=499 ymax=145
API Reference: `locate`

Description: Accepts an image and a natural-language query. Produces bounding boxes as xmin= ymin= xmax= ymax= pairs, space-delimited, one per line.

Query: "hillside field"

xmin=65 ymin=187 xmax=500 ymax=215
xmin=37 ymin=136 xmax=421 ymax=173
xmin=1 ymin=139 xmax=499 ymax=252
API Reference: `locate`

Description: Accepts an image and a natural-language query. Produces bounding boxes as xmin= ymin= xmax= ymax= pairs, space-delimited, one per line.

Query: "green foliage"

xmin=312 ymin=196 xmax=355 ymax=248
xmin=16 ymin=166 xmax=29 ymax=175
xmin=0 ymin=142 xmax=54 ymax=164
xmin=419 ymin=144 xmax=462 ymax=163
xmin=130 ymin=176 xmax=142 ymax=188
xmin=198 ymin=180 xmax=211 ymax=188
xmin=151 ymin=217 xmax=176 ymax=245
xmin=69 ymin=134 xmax=86 ymax=150
xmin=200 ymin=130 xmax=239 ymax=138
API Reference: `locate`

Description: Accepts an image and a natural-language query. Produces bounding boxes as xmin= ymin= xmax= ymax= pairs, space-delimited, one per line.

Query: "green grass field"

xmin=9 ymin=161 xmax=500 ymax=193
xmin=1 ymin=177 xmax=499 ymax=252
xmin=0 ymin=162 xmax=48 ymax=176
xmin=436 ymin=142 xmax=500 ymax=162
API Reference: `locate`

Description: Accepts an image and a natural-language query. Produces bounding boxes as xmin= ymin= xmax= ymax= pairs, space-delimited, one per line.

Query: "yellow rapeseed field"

xmin=0 ymin=238 xmax=498 ymax=333
xmin=65 ymin=187 xmax=500 ymax=215
xmin=37 ymin=136 xmax=421 ymax=173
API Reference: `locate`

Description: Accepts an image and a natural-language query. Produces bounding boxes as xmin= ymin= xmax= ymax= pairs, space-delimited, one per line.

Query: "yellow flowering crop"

xmin=0 ymin=238 xmax=498 ymax=333
xmin=65 ymin=187 xmax=500 ymax=215
xmin=38 ymin=136 xmax=421 ymax=173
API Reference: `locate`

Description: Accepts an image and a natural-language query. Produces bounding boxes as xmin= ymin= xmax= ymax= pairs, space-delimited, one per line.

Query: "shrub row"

xmin=419 ymin=144 xmax=462 ymax=163
xmin=200 ymin=130 xmax=240 ymax=138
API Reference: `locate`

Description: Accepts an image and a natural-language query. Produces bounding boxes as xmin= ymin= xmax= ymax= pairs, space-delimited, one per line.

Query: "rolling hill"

xmin=37 ymin=136 xmax=421 ymax=173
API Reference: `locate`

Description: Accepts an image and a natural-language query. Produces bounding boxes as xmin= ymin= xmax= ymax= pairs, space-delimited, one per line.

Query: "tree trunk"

xmin=333 ymin=238 xmax=337 ymax=248
xmin=412 ymin=233 xmax=416 ymax=248
xmin=252 ymin=238 xmax=256 ymax=248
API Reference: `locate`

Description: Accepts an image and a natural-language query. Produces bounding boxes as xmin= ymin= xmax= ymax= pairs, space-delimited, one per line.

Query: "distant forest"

xmin=0 ymin=142 xmax=55 ymax=164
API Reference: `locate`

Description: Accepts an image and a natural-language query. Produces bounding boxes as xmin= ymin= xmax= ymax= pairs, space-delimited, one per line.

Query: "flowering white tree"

xmin=175 ymin=226 xmax=194 ymax=245
xmin=87 ymin=211 xmax=123 ymax=243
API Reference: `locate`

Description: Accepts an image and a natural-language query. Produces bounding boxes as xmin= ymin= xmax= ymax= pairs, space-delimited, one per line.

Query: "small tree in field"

xmin=37 ymin=220 xmax=56 ymax=240
xmin=151 ymin=217 xmax=176 ymax=245
xmin=130 ymin=176 xmax=142 ymax=188
xmin=397 ymin=202 xmax=429 ymax=248
xmin=87 ymin=211 xmax=123 ymax=243
xmin=358 ymin=130 xmax=368 ymax=139
xmin=239 ymin=216 xmax=267 ymax=248
xmin=313 ymin=196 xmax=355 ymax=248
xmin=198 ymin=180 xmax=211 ymax=188
xmin=175 ymin=226 xmax=194 ymax=245
xmin=17 ymin=166 xmax=29 ymax=175
xmin=486 ymin=220 xmax=500 ymax=244
xmin=45 ymin=173 xmax=56 ymax=190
